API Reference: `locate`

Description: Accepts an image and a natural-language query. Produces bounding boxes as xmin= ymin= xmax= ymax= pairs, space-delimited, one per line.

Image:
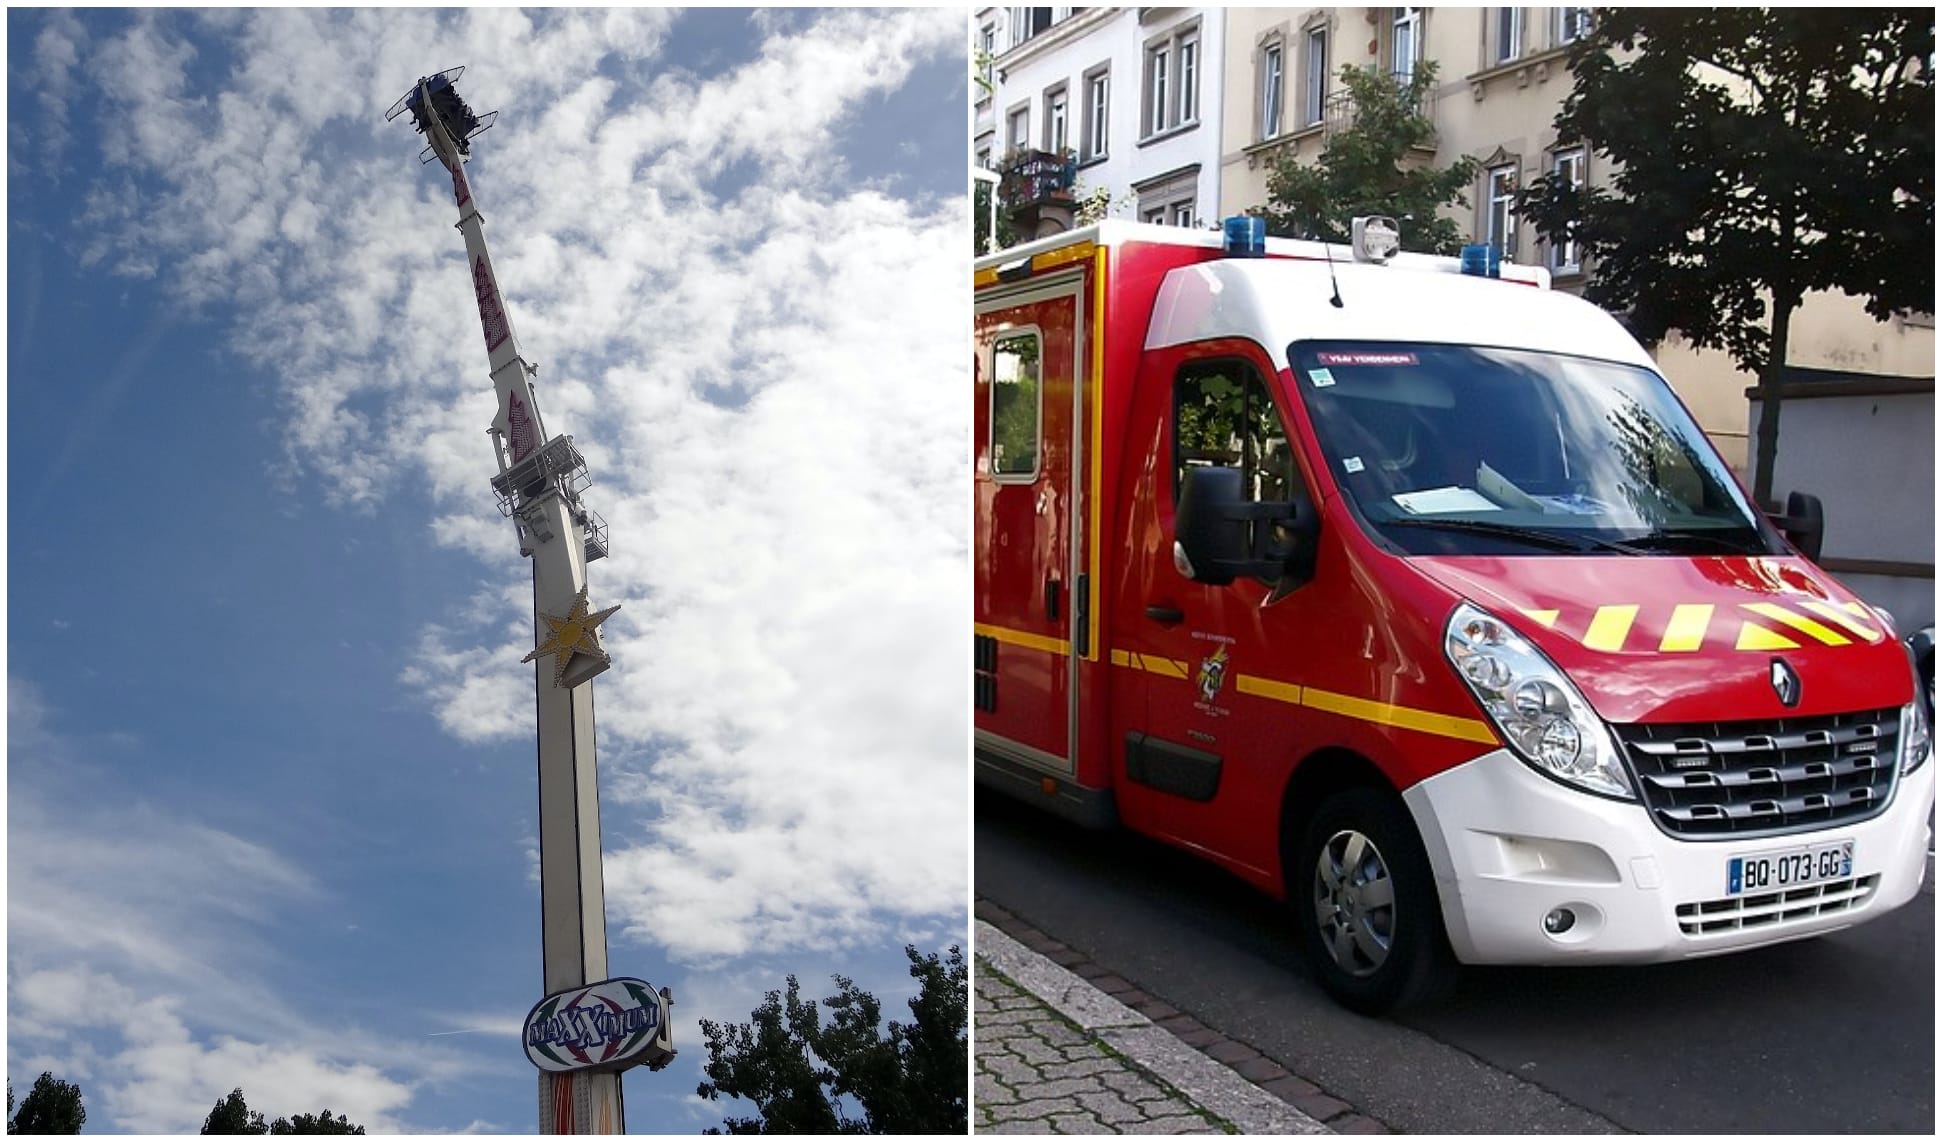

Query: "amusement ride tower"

xmin=387 ymin=69 xmax=671 ymax=1134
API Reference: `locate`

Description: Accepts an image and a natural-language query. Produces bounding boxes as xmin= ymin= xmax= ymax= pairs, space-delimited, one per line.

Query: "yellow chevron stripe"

xmin=1742 ymin=602 xmax=1852 ymax=646
xmin=1736 ymin=622 xmax=1800 ymax=651
xmin=1660 ymin=603 xmax=1715 ymax=652
xmin=975 ymin=623 xmax=1071 ymax=657
xmin=1522 ymin=609 xmax=1561 ymax=629
xmin=1797 ymin=599 xmax=1882 ymax=642
xmin=1584 ymin=605 xmax=1639 ymax=652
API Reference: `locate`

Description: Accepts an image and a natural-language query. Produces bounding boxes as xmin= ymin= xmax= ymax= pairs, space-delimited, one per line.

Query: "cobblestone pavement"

xmin=974 ymin=919 xmax=1338 ymax=1135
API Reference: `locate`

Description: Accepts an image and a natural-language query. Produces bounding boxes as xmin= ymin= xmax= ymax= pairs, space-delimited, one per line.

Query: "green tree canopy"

xmin=202 ymin=1089 xmax=267 ymax=1135
xmin=1253 ymin=62 xmax=1479 ymax=255
xmin=1516 ymin=8 xmax=1933 ymax=504
xmin=269 ymin=1109 xmax=365 ymax=1135
xmin=695 ymin=945 xmax=968 ymax=1135
xmin=8 ymin=1073 xmax=86 ymax=1134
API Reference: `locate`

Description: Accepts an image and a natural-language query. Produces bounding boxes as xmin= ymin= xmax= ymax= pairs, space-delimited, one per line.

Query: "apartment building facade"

xmin=975 ymin=7 xmax=1226 ymax=236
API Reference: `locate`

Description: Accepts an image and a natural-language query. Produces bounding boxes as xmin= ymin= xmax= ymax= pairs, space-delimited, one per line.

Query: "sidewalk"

xmin=974 ymin=916 xmax=1345 ymax=1135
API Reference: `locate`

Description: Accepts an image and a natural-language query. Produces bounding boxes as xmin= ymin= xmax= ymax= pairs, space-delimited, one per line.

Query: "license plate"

xmin=1727 ymin=840 xmax=1854 ymax=895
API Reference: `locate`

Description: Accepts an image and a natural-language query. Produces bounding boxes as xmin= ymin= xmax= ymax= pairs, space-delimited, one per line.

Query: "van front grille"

xmin=1615 ymin=709 xmax=1900 ymax=839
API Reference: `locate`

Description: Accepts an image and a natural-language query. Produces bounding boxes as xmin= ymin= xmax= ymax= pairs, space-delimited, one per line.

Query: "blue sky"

xmin=8 ymin=9 xmax=969 ymax=1134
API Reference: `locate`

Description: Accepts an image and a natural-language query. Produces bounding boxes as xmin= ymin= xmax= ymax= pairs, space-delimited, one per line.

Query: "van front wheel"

xmin=1292 ymin=788 xmax=1454 ymax=1014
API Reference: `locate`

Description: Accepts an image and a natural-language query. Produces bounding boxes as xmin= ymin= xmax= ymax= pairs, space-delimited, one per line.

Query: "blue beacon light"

xmin=1222 ymin=215 xmax=1266 ymax=258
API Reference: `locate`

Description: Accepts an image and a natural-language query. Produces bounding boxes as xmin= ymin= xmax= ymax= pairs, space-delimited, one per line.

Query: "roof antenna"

xmin=1323 ymin=230 xmax=1344 ymax=309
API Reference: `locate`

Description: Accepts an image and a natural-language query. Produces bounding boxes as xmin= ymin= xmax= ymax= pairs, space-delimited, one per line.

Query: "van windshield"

xmin=1289 ymin=342 xmax=1783 ymax=557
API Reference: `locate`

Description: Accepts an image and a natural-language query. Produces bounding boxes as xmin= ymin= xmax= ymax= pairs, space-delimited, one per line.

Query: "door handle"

xmin=1145 ymin=605 xmax=1185 ymax=624
xmin=1046 ymin=577 xmax=1061 ymax=622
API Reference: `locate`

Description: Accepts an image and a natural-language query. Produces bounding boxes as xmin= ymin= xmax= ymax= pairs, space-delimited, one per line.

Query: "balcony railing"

xmin=1321 ymin=77 xmax=1439 ymax=151
xmin=997 ymin=149 xmax=1077 ymax=209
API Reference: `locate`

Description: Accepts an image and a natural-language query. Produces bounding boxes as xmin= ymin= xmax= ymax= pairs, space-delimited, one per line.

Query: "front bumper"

xmin=1403 ymin=748 xmax=1935 ymax=965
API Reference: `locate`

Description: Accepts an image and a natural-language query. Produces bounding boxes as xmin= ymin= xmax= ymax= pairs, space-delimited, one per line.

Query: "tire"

xmin=1291 ymin=787 xmax=1455 ymax=1014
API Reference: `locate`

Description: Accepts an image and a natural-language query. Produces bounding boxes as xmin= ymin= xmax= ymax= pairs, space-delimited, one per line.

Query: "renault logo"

xmin=1770 ymin=659 xmax=1802 ymax=708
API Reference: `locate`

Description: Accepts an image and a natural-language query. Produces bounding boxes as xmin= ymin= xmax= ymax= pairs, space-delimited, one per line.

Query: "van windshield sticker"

xmin=1316 ymin=351 xmax=1419 ymax=367
xmin=1307 ymin=368 xmax=1336 ymax=388
xmin=1343 ymin=456 xmax=1365 ymax=474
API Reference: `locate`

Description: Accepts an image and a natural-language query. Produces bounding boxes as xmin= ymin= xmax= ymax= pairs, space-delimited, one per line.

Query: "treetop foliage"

xmin=695 ymin=944 xmax=969 ymax=1135
xmin=1518 ymin=7 xmax=1933 ymax=371
xmin=200 ymin=1089 xmax=365 ymax=1135
xmin=1253 ymin=61 xmax=1480 ymax=255
xmin=8 ymin=1073 xmax=86 ymax=1135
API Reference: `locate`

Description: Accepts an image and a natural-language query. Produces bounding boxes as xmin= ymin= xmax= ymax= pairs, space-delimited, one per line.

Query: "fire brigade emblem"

xmin=1197 ymin=644 xmax=1229 ymax=703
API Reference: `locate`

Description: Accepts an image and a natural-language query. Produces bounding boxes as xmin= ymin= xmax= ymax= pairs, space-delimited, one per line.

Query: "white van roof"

xmin=1144 ymin=256 xmax=1658 ymax=373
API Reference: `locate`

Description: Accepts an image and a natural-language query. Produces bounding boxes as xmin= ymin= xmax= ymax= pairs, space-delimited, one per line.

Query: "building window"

xmin=1495 ymin=8 xmax=1523 ymax=65
xmin=1007 ymin=104 xmax=1030 ymax=154
xmin=1145 ymin=42 xmax=1170 ymax=136
xmin=1136 ymin=167 xmax=1199 ymax=229
xmin=1557 ymin=7 xmax=1592 ymax=45
xmin=978 ymin=23 xmax=996 ymax=91
xmin=1485 ymin=164 xmax=1518 ymax=256
xmin=1082 ymin=65 xmax=1109 ymax=161
xmin=1260 ymin=42 xmax=1284 ymax=141
xmin=1304 ymin=26 xmax=1328 ymax=126
xmin=1006 ymin=7 xmax=1054 ymax=49
xmin=1143 ymin=22 xmax=1202 ymax=139
xmin=1178 ymin=31 xmax=1200 ymax=125
xmin=1045 ymin=85 xmax=1068 ymax=155
xmin=976 ymin=143 xmax=992 ymax=171
xmin=1549 ymin=148 xmax=1585 ymax=271
xmin=1392 ymin=8 xmax=1422 ymax=83
xmin=990 ymin=330 xmax=1042 ymax=478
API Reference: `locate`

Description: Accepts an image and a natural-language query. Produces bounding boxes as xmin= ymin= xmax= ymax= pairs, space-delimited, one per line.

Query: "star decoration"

xmin=523 ymin=586 xmax=622 ymax=687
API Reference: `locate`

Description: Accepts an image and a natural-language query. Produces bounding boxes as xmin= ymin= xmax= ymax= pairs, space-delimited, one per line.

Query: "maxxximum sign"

xmin=523 ymin=976 xmax=675 ymax=1074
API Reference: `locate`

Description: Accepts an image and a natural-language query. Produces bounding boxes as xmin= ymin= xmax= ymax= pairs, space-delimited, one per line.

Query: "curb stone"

xmin=977 ymin=919 xmax=1333 ymax=1135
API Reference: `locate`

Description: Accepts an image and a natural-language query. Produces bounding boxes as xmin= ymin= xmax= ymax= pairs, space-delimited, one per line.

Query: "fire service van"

xmin=972 ymin=218 xmax=1934 ymax=1012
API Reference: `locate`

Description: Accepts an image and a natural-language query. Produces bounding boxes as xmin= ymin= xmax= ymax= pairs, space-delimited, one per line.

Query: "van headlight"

xmin=1445 ymin=602 xmax=1635 ymax=800
xmin=1901 ymin=700 xmax=1930 ymax=775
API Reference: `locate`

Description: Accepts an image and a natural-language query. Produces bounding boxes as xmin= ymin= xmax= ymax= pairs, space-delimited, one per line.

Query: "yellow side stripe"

xmin=1742 ymin=602 xmax=1851 ymax=646
xmin=1660 ymin=604 xmax=1714 ymax=652
xmin=1299 ymin=687 xmax=1500 ymax=745
xmin=976 ymin=623 xmax=1071 ymax=657
xmin=1236 ymin=675 xmax=1304 ymax=705
xmin=1105 ymin=654 xmax=1493 ymax=745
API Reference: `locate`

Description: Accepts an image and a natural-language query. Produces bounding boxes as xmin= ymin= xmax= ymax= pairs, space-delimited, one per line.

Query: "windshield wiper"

xmin=1609 ymin=530 xmax=1769 ymax=556
xmin=1377 ymin=517 xmax=1649 ymax=555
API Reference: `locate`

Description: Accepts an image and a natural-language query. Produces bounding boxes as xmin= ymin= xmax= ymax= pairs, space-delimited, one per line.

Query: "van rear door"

xmin=975 ymin=274 xmax=1088 ymax=777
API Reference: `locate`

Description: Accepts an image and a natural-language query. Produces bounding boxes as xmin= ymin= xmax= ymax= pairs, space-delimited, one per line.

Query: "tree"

xmin=8 ymin=1073 xmax=85 ymax=1134
xmin=201 ymin=1088 xmax=266 ymax=1135
xmin=1253 ymin=62 xmax=1480 ymax=254
xmin=1517 ymin=8 xmax=1933 ymax=506
xmin=269 ymin=1109 xmax=365 ymax=1135
xmin=972 ymin=176 xmax=1021 ymax=255
xmin=695 ymin=945 xmax=968 ymax=1135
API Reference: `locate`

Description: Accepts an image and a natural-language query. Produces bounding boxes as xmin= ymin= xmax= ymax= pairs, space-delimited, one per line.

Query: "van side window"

xmin=1174 ymin=360 xmax=1295 ymax=504
xmin=990 ymin=331 xmax=1042 ymax=477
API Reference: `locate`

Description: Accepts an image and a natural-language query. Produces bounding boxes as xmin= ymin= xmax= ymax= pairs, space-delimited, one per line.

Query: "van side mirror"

xmin=1769 ymin=490 xmax=1825 ymax=562
xmin=1173 ymin=466 xmax=1317 ymax=589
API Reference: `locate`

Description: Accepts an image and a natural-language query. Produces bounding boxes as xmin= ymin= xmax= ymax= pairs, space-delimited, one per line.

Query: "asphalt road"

xmin=976 ymin=792 xmax=1935 ymax=1135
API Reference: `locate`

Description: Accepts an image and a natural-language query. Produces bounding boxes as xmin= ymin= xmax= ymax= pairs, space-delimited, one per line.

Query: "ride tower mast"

xmin=387 ymin=69 xmax=669 ymax=1134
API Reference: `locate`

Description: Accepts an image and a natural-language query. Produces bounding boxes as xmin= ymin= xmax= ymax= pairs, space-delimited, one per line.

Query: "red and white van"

xmin=972 ymin=219 xmax=1934 ymax=1011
